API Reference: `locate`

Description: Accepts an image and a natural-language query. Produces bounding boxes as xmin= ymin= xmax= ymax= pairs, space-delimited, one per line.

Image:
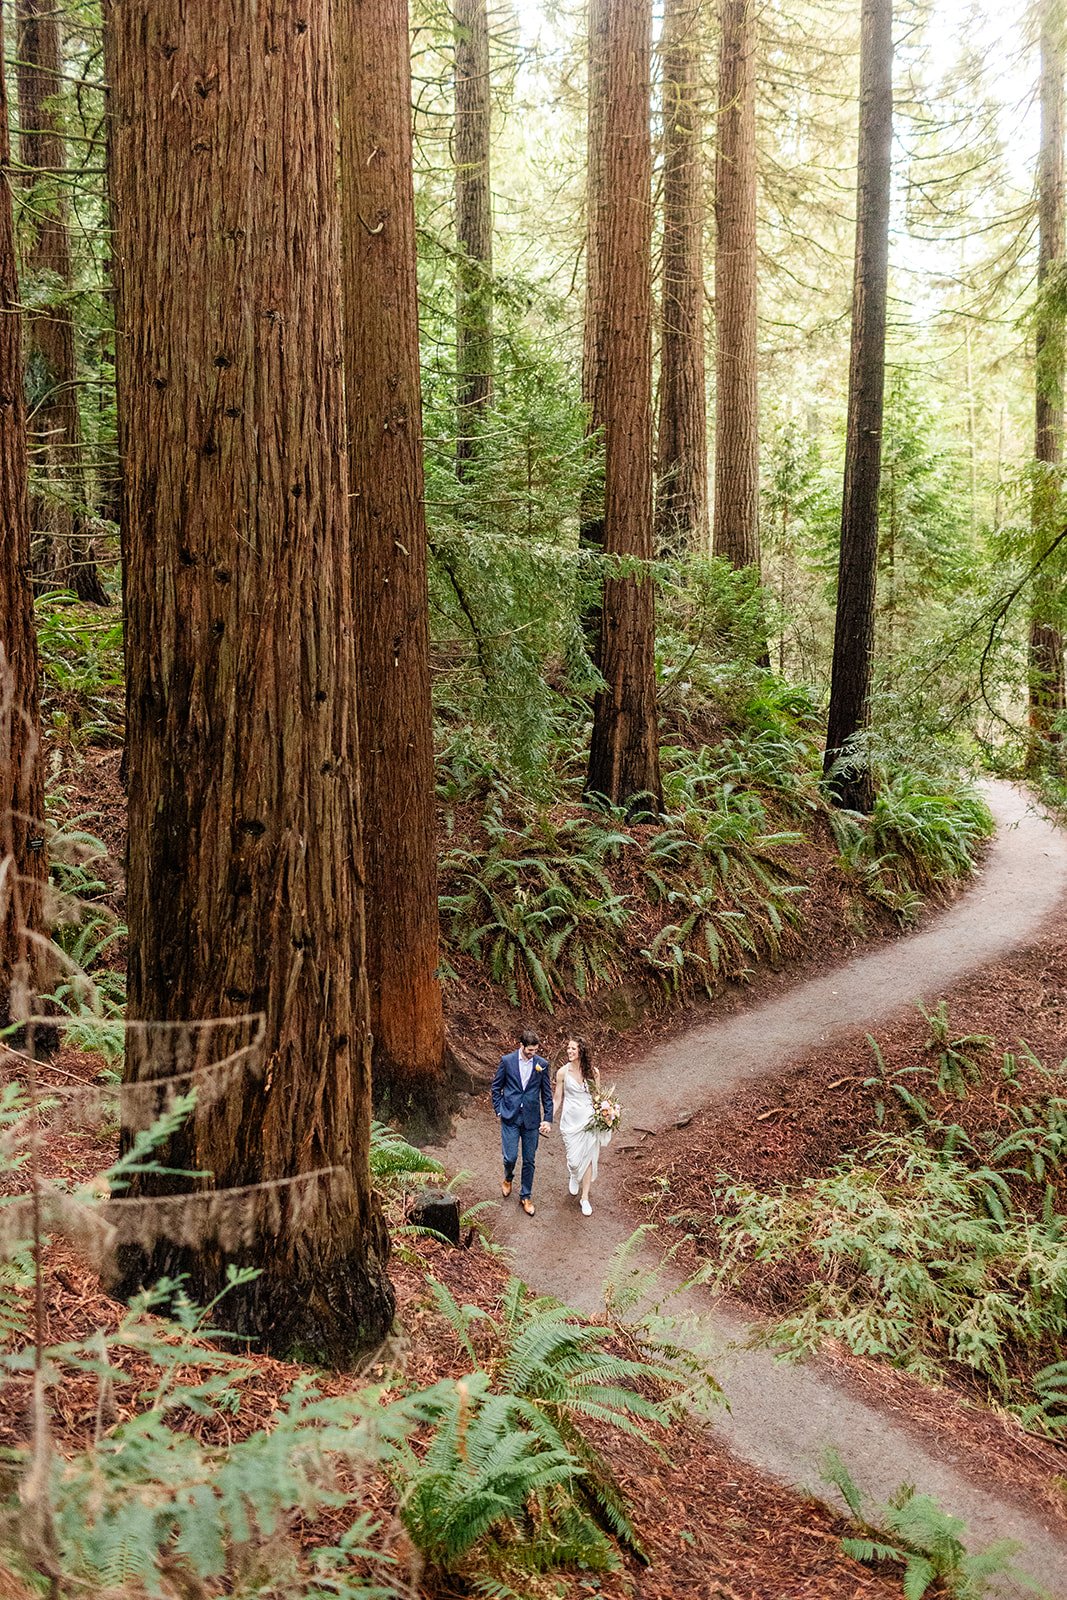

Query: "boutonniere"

xmin=535 ymin=1064 xmax=543 ymax=1073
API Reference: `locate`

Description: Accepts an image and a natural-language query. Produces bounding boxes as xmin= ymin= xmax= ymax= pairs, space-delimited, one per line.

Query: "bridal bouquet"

xmin=586 ymin=1088 xmax=622 ymax=1136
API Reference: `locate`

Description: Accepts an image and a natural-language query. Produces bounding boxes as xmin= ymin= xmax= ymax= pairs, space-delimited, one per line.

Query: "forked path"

xmin=434 ymin=784 xmax=1067 ymax=1596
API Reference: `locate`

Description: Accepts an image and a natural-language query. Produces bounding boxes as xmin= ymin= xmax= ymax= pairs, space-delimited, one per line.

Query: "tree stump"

xmin=408 ymin=1189 xmax=461 ymax=1246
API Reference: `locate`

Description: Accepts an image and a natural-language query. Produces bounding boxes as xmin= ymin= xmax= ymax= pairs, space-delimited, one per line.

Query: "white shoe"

xmin=569 ymin=1176 xmax=579 ymax=1196
xmin=580 ymin=1198 xmax=592 ymax=1216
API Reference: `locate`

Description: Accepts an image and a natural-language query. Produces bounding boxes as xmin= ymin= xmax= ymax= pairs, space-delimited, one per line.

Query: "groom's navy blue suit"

xmin=492 ymin=1048 xmax=553 ymax=1201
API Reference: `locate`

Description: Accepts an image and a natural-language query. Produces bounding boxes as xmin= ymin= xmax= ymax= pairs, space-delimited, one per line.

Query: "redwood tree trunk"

xmin=585 ymin=0 xmax=663 ymax=811
xmin=822 ymin=0 xmax=893 ymax=812
xmin=657 ymin=0 xmax=709 ymax=557
xmin=16 ymin=0 xmax=107 ymax=605
xmin=712 ymin=0 xmax=760 ymax=572
xmin=337 ymin=0 xmax=448 ymax=1124
xmin=454 ymin=0 xmax=493 ymax=472
xmin=581 ymin=0 xmax=609 ymax=559
xmin=106 ymin=0 xmax=394 ymax=1363
xmin=0 ymin=7 xmax=45 ymax=1006
xmin=1030 ymin=0 xmax=1067 ymax=756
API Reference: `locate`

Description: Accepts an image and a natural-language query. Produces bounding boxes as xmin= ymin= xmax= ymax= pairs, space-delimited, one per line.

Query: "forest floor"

xmin=18 ymin=760 xmax=1067 ymax=1595
xmin=433 ymin=780 xmax=1067 ymax=1598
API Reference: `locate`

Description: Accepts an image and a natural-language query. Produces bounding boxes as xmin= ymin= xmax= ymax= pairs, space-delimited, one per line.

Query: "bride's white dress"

xmin=559 ymin=1070 xmax=611 ymax=1186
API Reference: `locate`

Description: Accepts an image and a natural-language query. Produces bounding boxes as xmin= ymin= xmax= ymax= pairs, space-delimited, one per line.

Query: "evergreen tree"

xmin=713 ymin=0 xmax=761 ymax=573
xmin=1030 ymin=0 xmax=1067 ymax=759
xmin=0 ymin=4 xmax=45 ymax=1004
xmin=16 ymin=0 xmax=106 ymax=603
xmin=585 ymin=0 xmax=663 ymax=811
xmin=581 ymin=0 xmax=609 ymax=563
xmin=657 ymin=0 xmax=709 ymax=557
xmin=338 ymin=0 xmax=449 ymax=1122
xmin=106 ymin=0 xmax=394 ymax=1362
xmin=455 ymin=0 xmax=494 ymax=472
xmin=823 ymin=0 xmax=894 ymax=812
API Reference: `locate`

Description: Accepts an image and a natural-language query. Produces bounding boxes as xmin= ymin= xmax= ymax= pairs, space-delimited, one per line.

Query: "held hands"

xmin=539 ymin=1120 xmax=551 ymax=1136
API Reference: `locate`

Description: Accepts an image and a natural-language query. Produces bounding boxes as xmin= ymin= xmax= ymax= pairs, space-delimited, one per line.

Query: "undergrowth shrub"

xmin=830 ymin=769 xmax=993 ymax=924
xmin=0 ymin=1079 xmax=717 ymax=1597
xmin=822 ymin=1449 xmax=1039 ymax=1599
xmin=642 ymin=768 xmax=807 ymax=996
xmin=42 ymin=815 xmax=126 ymax=1062
xmin=35 ymin=590 xmax=124 ymax=747
xmin=395 ymin=1251 xmax=722 ymax=1589
xmin=438 ymin=806 xmax=632 ymax=1008
xmin=708 ymin=1034 xmax=1067 ymax=1434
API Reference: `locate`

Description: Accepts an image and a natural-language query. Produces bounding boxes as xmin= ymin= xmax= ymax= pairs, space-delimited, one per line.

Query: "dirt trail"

xmin=433 ymin=783 xmax=1067 ymax=1597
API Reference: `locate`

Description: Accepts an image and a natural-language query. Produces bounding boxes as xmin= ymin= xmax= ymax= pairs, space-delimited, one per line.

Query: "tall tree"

xmin=454 ymin=0 xmax=493 ymax=471
xmin=582 ymin=0 xmax=609 ymax=530
xmin=1030 ymin=0 xmax=1067 ymax=758
xmin=712 ymin=0 xmax=760 ymax=571
xmin=657 ymin=0 xmax=709 ymax=557
xmin=822 ymin=0 xmax=893 ymax=813
xmin=0 ymin=6 xmax=45 ymax=1005
xmin=337 ymin=0 xmax=448 ymax=1121
xmin=16 ymin=0 xmax=106 ymax=605
xmin=106 ymin=0 xmax=393 ymax=1362
xmin=585 ymin=0 xmax=663 ymax=811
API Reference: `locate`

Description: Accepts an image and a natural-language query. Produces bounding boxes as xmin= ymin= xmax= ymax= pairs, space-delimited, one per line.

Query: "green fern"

xmin=416 ymin=1268 xmax=721 ymax=1571
xmin=919 ymin=1001 xmax=993 ymax=1097
xmin=824 ymin=1450 xmax=1039 ymax=1598
xmin=369 ymin=1120 xmax=444 ymax=1189
xmin=712 ymin=1029 xmax=1067 ymax=1417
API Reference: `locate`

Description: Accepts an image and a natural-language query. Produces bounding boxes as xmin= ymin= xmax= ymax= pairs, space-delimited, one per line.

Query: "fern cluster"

xmin=438 ymin=803 xmax=632 ymax=1008
xmin=822 ymin=1449 xmax=1037 ymax=1599
xmin=709 ymin=1035 xmax=1067 ymax=1433
xmin=437 ymin=747 xmax=817 ymax=1010
xmin=831 ymin=769 xmax=994 ymax=924
xmin=642 ymin=766 xmax=807 ymax=995
xmin=35 ymin=591 xmax=124 ymax=748
xmin=0 ymin=1085 xmax=709 ymax=1598
xmin=395 ymin=1269 xmax=721 ymax=1588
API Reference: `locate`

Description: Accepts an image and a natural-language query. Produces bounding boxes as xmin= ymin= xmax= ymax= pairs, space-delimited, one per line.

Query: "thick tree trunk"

xmin=822 ymin=0 xmax=893 ymax=813
xmin=106 ymin=0 xmax=394 ymax=1363
xmin=585 ymin=0 xmax=663 ymax=812
xmin=581 ymin=0 xmax=609 ymax=554
xmin=0 ymin=8 xmax=45 ymax=1007
xmin=712 ymin=0 xmax=760 ymax=572
xmin=337 ymin=0 xmax=448 ymax=1126
xmin=16 ymin=0 xmax=107 ymax=605
xmin=1030 ymin=0 xmax=1067 ymax=756
xmin=657 ymin=0 xmax=709 ymax=557
xmin=454 ymin=0 xmax=493 ymax=473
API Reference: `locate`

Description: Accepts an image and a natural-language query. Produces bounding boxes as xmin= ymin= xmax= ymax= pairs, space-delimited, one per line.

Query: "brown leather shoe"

xmin=501 ymin=1177 xmax=512 ymax=1198
xmin=520 ymin=1197 xmax=535 ymax=1216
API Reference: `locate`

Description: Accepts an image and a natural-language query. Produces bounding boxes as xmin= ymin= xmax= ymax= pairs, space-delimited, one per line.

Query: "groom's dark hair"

xmin=519 ymin=1027 xmax=540 ymax=1047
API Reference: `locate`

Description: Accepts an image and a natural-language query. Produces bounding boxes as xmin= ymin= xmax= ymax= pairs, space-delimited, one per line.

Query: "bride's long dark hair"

xmin=570 ymin=1036 xmax=596 ymax=1085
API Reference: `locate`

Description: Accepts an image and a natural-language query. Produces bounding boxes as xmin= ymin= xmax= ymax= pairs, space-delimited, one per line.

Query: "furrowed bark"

xmin=107 ymin=0 xmax=394 ymax=1362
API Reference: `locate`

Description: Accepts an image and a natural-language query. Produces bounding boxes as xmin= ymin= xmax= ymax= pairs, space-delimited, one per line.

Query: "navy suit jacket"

xmin=492 ymin=1049 xmax=553 ymax=1128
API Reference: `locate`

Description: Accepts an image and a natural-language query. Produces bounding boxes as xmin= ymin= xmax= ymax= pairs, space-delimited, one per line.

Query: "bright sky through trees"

xmin=504 ymin=0 xmax=1040 ymax=296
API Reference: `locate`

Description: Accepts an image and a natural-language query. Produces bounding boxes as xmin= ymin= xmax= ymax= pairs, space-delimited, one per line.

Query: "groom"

xmin=491 ymin=1027 xmax=553 ymax=1216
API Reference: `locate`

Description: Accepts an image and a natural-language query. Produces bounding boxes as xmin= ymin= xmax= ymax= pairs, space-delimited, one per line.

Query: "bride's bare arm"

xmin=552 ymin=1069 xmax=566 ymax=1122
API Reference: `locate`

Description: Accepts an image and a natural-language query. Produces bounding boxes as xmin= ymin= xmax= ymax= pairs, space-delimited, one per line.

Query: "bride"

xmin=552 ymin=1036 xmax=609 ymax=1216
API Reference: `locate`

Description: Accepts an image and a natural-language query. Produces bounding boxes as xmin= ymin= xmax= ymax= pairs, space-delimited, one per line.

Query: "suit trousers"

xmin=500 ymin=1118 xmax=539 ymax=1199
